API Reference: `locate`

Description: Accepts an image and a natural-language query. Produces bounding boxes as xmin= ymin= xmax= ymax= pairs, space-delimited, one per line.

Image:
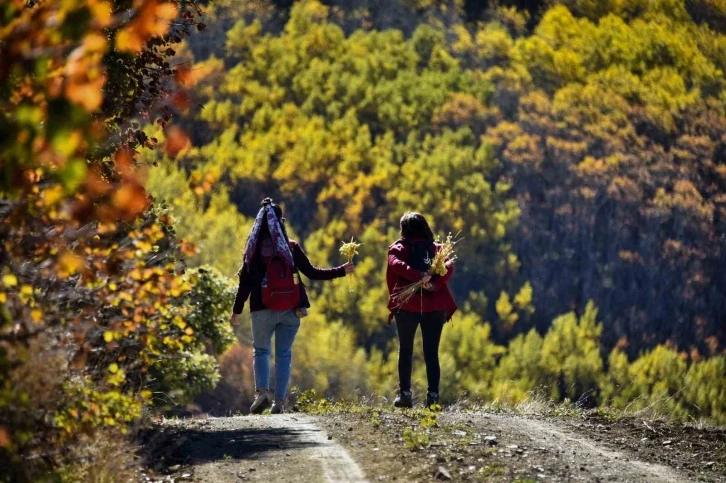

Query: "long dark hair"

xmin=399 ymin=212 xmax=434 ymax=240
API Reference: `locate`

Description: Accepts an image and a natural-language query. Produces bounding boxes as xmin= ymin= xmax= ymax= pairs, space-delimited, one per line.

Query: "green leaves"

xmin=58 ymin=159 xmax=87 ymax=193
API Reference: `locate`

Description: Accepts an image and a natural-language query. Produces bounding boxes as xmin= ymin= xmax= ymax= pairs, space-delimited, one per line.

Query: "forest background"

xmin=2 ymin=0 xmax=726 ymax=481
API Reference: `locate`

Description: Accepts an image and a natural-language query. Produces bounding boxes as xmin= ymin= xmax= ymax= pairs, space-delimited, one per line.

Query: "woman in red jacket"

xmin=387 ymin=212 xmax=457 ymax=408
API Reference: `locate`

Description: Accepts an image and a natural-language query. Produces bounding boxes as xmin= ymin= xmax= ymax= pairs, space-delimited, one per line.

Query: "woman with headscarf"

xmin=230 ymin=198 xmax=355 ymax=414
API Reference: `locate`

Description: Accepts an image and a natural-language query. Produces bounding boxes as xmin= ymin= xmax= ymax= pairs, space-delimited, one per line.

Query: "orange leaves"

xmin=112 ymin=184 xmax=149 ymax=221
xmin=84 ymin=149 xmax=150 ymax=222
xmin=83 ymin=169 xmax=112 ymax=198
xmin=170 ymin=91 xmax=192 ymax=112
xmin=179 ymin=240 xmax=198 ymax=257
xmin=0 ymin=427 xmax=10 ymax=449
xmin=116 ymin=0 xmax=178 ymax=53
xmin=1 ymin=0 xmax=213 ymax=472
xmin=64 ymin=32 xmax=108 ymax=111
xmin=174 ymin=66 xmax=194 ymax=87
xmin=164 ymin=125 xmax=190 ymax=158
xmin=188 ymin=170 xmax=216 ymax=197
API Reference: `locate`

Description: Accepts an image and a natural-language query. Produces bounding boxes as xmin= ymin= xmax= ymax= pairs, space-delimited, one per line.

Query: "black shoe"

xmin=394 ymin=390 xmax=413 ymax=408
xmin=425 ymin=392 xmax=439 ymax=408
xmin=250 ymin=391 xmax=271 ymax=414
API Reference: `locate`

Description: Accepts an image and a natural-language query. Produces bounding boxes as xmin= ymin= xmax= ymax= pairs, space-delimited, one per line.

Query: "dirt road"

xmin=140 ymin=410 xmax=725 ymax=482
xmin=140 ymin=414 xmax=366 ymax=482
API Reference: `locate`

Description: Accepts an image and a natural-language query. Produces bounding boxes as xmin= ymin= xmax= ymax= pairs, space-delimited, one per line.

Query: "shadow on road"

xmin=139 ymin=421 xmax=323 ymax=470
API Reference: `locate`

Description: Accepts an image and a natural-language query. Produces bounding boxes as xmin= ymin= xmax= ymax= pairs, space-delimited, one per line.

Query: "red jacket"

xmin=386 ymin=238 xmax=457 ymax=323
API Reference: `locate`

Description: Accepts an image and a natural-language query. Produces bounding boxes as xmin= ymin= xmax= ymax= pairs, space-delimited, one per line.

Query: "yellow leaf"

xmin=51 ymin=130 xmax=81 ymax=157
xmin=2 ymin=274 xmax=17 ymax=287
xmin=59 ymin=251 xmax=85 ymax=275
xmin=109 ymin=363 xmax=119 ymax=374
xmin=152 ymin=3 xmax=178 ymax=35
xmin=20 ymin=285 xmax=33 ymax=295
xmin=0 ymin=293 xmax=6 ymax=303
xmin=31 ymin=310 xmax=42 ymax=323
xmin=104 ymin=331 xmax=114 ymax=343
xmin=89 ymin=0 xmax=113 ymax=27
xmin=83 ymin=33 xmax=107 ymax=53
xmin=129 ymin=268 xmax=142 ymax=281
xmin=115 ymin=28 xmax=144 ymax=53
xmin=42 ymin=185 xmax=65 ymax=206
xmin=184 ymin=327 xmax=194 ymax=335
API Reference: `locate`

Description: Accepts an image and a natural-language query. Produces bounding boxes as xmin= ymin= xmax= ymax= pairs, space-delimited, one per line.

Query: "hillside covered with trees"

xmin=143 ymin=0 xmax=726 ymax=418
xmin=2 ymin=0 xmax=726 ymax=480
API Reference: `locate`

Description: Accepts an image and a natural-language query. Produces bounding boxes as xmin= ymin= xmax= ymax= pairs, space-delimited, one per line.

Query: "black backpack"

xmin=399 ymin=239 xmax=434 ymax=272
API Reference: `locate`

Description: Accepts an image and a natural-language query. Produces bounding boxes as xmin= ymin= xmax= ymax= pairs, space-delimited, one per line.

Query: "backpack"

xmin=261 ymin=249 xmax=301 ymax=311
xmin=400 ymin=239 xmax=434 ymax=273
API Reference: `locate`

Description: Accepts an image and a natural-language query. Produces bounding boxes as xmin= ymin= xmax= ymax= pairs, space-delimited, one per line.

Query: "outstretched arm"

xmin=293 ymin=243 xmax=347 ymax=281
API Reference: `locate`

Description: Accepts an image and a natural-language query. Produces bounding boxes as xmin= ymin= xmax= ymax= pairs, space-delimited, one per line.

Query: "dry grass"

xmin=61 ymin=431 xmax=141 ymax=483
xmin=4 ymin=332 xmax=143 ymax=483
xmin=392 ymin=232 xmax=461 ymax=306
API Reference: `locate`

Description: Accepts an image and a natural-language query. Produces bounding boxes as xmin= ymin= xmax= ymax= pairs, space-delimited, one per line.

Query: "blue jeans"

xmin=251 ymin=309 xmax=301 ymax=400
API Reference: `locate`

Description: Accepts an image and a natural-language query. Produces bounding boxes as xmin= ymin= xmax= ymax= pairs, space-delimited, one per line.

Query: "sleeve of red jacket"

xmin=292 ymin=242 xmax=346 ymax=280
xmin=388 ymin=244 xmax=423 ymax=282
xmin=432 ymin=260 xmax=454 ymax=291
xmin=232 ymin=263 xmax=253 ymax=314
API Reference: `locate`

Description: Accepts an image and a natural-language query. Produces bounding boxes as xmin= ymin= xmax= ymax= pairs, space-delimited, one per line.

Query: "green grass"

xmin=479 ymin=465 xmax=505 ymax=476
xmin=402 ymin=427 xmax=430 ymax=450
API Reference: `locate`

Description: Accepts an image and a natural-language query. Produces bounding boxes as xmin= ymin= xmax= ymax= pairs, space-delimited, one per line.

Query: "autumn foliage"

xmin=0 ymin=0 xmax=233 ymax=480
xmin=146 ymin=0 xmax=726 ymax=426
xmin=3 ymin=0 xmax=726 ymax=478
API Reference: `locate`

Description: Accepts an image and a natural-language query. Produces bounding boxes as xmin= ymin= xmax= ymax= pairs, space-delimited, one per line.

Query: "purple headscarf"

xmin=243 ymin=204 xmax=295 ymax=269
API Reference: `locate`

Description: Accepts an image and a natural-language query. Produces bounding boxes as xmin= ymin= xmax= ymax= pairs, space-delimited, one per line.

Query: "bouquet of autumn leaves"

xmin=393 ymin=232 xmax=461 ymax=305
xmin=340 ymin=237 xmax=362 ymax=292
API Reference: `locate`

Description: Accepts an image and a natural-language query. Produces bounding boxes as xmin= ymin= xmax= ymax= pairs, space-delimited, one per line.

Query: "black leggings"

xmin=395 ymin=310 xmax=446 ymax=394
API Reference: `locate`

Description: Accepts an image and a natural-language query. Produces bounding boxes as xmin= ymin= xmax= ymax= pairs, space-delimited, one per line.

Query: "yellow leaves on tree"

xmin=116 ymin=0 xmax=178 ymax=53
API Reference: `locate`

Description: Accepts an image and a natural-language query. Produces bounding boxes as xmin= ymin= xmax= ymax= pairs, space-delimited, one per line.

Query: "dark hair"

xmin=399 ymin=212 xmax=434 ymax=240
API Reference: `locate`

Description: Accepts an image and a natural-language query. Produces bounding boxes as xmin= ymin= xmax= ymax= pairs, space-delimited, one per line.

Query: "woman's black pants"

xmin=395 ymin=310 xmax=446 ymax=394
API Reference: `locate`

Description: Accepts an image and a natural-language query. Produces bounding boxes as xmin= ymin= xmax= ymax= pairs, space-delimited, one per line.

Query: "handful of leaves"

xmin=339 ymin=237 xmax=362 ymax=261
xmin=393 ymin=232 xmax=461 ymax=306
xmin=340 ymin=237 xmax=362 ymax=292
